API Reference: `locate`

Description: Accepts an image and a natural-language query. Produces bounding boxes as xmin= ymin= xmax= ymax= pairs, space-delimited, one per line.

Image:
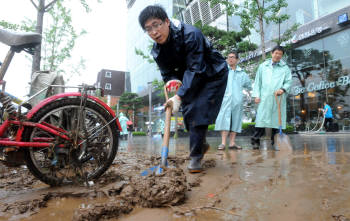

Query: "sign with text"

xmin=292 ymin=75 xmax=350 ymax=95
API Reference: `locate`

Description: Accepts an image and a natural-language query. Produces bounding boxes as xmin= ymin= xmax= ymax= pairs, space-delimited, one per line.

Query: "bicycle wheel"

xmin=23 ymin=97 xmax=118 ymax=186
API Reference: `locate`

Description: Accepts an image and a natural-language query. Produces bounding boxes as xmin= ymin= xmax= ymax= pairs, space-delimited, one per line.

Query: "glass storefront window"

xmin=287 ymin=28 xmax=350 ymax=131
xmin=323 ymin=29 xmax=350 ymax=127
xmin=288 ymin=39 xmax=325 ymax=130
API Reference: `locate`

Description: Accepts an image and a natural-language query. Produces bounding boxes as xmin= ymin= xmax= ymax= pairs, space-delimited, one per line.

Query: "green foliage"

xmin=132 ymin=131 xmax=146 ymax=136
xmin=242 ymin=122 xmax=256 ymax=130
xmin=152 ymin=79 xmax=165 ymax=99
xmin=274 ymin=23 xmax=299 ymax=48
xmin=285 ymin=124 xmax=294 ymax=133
xmin=208 ymin=0 xmax=296 ymax=60
xmin=0 ymin=19 xmax=35 ymax=32
xmin=208 ymin=124 xmax=216 ymax=131
xmin=194 ymin=21 xmax=256 ymax=56
xmin=0 ymin=0 xmax=92 ymax=80
xmin=42 ymin=0 xmax=87 ymax=77
xmin=135 ymin=48 xmax=155 ymax=64
xmin=118 ymin=92 xmax=144 ymax=118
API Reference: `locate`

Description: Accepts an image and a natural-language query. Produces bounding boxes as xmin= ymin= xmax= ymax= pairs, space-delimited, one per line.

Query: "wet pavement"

xmin=1 ymin=133 xmax=350 ymax=220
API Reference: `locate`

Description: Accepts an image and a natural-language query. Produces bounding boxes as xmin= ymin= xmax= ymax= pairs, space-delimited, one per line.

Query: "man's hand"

xmin=165 ymin=95 xmax=182 ymax=114
xmin=275 ymin=89 xmax=284 ymax=96
xmin=255 ymin=97 xmax=261 ymax=104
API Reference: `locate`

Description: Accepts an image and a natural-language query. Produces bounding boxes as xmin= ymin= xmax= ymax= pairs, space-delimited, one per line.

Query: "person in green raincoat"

xmin=251 ymin=46 xmax=292 ymax=150
xmin=118 ymin=112 xmax=129 ymax=140
xmin=215 ymin=51 xmax=252 ymax=150
xmin=156 ymin=118 xmax=165 ymax=137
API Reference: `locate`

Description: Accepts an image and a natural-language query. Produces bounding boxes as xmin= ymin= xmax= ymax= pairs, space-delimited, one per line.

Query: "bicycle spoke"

xmin=26 ymin=100 xmax=117 ymax=185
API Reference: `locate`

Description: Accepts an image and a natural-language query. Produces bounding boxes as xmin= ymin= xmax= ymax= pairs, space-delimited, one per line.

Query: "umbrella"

xmin=127 ymin=121 xmax=133 ymax=125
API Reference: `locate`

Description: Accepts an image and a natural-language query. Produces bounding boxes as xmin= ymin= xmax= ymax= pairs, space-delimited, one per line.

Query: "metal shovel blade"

xmin=274 ymin=132 xmax=292 ymax=151
xmin=141 ymin=104 xmax=172 ymax=176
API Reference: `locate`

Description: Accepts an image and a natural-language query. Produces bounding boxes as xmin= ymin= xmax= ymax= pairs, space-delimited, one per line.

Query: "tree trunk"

xmin=259 ymin=15 xmax=266 ymax=60
xmin=32 ymin=0 xmax=45 ymax=77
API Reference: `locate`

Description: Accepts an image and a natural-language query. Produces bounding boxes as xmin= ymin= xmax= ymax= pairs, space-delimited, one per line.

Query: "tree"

xmin=268 ymin=0 xmax=299 ymax=47
xmin=29 ymin=0 xmax=97 ymax=76
xmin=152 ymin=79 xmax=165 ymax=100
xmin=209 ymin=0 xmax=295 ymax=60
xmin=41 ymin=1 xmax=87 ymax=78
xmin=0 ymin=0 xmax=96 ymax=81
xmin=194 ymin=21 xmax=256 ymax=56
xmin=118 ymin=92 xmax=144 ymax=122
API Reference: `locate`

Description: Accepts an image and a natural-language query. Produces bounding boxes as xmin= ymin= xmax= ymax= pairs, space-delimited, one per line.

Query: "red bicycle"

xmin=0 ymin=28 xmax=121 ymax=186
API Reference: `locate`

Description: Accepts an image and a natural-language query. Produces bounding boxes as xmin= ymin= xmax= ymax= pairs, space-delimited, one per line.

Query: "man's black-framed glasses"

xmin=145 ymin=21 xmax=163 ymax=34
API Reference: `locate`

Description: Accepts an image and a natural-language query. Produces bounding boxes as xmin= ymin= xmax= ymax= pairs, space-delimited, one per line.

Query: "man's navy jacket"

xmin=151 ymin=21 xmax=228 ymax=129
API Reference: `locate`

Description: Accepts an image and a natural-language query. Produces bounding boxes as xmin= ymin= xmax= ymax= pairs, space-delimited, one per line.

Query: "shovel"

xmin=274 ymin=93 xmax=292 ymax=151
xmin=141 ymin=83 xmax=180 ymax=176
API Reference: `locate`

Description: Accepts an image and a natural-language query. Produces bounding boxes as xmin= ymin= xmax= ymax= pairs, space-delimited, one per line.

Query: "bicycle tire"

xmin=23 ymin=97 xmax=118 ymax=186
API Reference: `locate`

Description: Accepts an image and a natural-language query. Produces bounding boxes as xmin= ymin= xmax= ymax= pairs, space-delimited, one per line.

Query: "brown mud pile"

xmin=73 ymin=167 xmax=187 ymax=220
xmin=0 ymin=151 xmax=204 ymax=220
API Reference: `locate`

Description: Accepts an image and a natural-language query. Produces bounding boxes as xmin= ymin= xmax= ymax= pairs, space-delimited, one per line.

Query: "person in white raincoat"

xmin=251 ymin=46 xmax=292 ymax=150
xmin=118 ymin=112 xmax=129 ymax=140
xmin=215 ymin=51 xmax=252 ymax=150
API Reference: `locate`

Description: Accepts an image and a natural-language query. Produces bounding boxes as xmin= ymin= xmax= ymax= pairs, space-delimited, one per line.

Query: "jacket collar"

xmin=228 ymin=65 xmax=242 ymax=71
xmin=265 ymin=58 xmax=286 ymax=67
xmin=151 ymin=20 xmax=182 ymax=59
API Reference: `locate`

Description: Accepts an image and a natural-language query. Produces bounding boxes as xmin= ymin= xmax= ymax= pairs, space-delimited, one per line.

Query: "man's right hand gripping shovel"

xmin=164 ymin=80 xmax=182 ymax=114
xmin=141 ymin=80 xmax=182 ymax=176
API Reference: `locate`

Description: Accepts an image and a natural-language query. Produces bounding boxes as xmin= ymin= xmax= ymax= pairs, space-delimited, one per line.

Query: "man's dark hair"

xmin=228 ymin=51 xmax=239 ymax=59
xmin=271 ymin=45 xmax=285 ymax=54
xmin=139 ymin=5 xmax=168 ymax=30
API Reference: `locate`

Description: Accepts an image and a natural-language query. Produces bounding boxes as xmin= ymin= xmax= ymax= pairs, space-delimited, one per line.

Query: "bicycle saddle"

xmin=0 ymin=28 xmax=41 ymax=48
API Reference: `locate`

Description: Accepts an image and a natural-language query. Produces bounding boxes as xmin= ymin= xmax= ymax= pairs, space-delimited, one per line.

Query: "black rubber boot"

xmin=187 ymin=157 xmax=202 ymax=173
xmin=201 ymin=143 xmax=210 ymax=158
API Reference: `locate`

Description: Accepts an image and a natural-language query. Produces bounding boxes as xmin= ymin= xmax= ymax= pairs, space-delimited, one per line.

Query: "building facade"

xmin=285 ymin=5 xmax=350 ymax=131
xmin=238 ymin=1 xmax=350 ymax=131
xmin=95 ymin=69 xmax=126 ymax=107
xmin=126 ymin=0 xmax=350 ymax=131
xmin=126 ymin=0 xmax=175 ymax=96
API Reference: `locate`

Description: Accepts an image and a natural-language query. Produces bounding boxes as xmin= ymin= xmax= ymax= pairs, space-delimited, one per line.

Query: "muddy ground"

xmin=0 ymin=136 xmax=350 ymax=220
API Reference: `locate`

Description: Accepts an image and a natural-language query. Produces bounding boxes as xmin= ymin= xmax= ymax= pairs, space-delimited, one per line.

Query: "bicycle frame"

xmin=1 ymin=55 xmax=122 ymax=151
xmin=0 ymin=29 xmax=121 ymax=184
xmin=0 ymin=90 xmax=122 ymax=149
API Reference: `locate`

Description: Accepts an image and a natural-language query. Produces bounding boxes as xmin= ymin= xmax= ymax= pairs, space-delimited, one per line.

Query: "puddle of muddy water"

xmin=16 ymin=196 xmax=109 ymax=221
xmin=2 ymin=135 xmax=350 ymax=220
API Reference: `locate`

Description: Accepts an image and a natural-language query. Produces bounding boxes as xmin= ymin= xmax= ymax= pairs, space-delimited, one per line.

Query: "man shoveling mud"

xmin=138 ymin=5 xmax=228 ymax=173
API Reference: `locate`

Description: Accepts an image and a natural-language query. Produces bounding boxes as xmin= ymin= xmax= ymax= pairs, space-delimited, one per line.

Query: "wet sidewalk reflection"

xmin=119 ymin=134 xmax=350 ymax=165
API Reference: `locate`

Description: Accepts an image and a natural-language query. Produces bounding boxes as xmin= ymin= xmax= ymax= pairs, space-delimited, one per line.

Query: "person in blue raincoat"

xmin=251 ymin=46 xmax=292 ymax=150
xmin=319 ymin=101 xmax=333 ymax=131
xmin=139 ymin=5 xmax=228 ymax=173
xmin=215 ymin=51 xmax=252 ymax=150
xmin=118 ymin=112 xmax=129 ymax=140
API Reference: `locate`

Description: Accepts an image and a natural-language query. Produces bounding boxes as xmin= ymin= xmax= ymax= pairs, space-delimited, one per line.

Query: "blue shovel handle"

xmin=160 ymin=146 xmax=168 ymax=167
